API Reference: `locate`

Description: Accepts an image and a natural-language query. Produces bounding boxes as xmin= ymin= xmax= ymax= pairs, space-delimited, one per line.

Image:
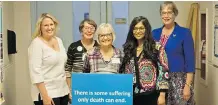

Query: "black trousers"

xmin=34 ymin=94 xmax=69 ymax=105
xmin=133 ymin=91 xmax=159 ymax=105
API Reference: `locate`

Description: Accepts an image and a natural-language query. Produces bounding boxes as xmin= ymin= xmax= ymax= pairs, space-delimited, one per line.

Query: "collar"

xmin=93 ymin=46 xmax=120 ymax=56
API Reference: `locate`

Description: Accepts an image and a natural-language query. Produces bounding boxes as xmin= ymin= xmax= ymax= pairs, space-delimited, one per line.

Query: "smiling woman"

xmin=96 ymin=23 xmax=116 ymax=45
xmin=152 ymin=1 xmax=195 ymax=105
xmin=28 ymin=13 xmax=70 ymax=105
xmin=83 ymin=23 xmax=123 ymax=74
xmin=120 ymin=16 xmax=169 ymax=105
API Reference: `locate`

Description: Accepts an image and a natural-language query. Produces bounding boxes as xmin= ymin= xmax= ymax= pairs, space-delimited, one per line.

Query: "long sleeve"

xmin=83 ymin=53 xmax=90 ymax=73
xmin=118 ymin=47 xmax=127 ymax=74
xmin=65 ymin=44 xmax=75 ymax=77
xmin=28 ymin=40 xmax=44 ymax=84
xmin=118 ymin=49 xmax=125 ymax=73
xmin=183 ymin=29 xmax=195 ymax=72
xmin=156 ymin=46 xmax=169 ymax=92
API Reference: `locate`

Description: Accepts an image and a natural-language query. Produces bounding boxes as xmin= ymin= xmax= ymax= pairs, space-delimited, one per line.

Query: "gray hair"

xmin=160 ymin=1 xmax=178 ymax=16
xmin=95 ymin=23 xmax=116 ymax=44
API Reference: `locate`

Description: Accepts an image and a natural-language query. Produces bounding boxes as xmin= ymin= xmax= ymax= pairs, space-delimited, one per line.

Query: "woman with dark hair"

xmin=120 ymin=16 xmax=169 ymax=105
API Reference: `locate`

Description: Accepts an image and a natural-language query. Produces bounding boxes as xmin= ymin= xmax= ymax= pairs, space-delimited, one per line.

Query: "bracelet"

xmin=185 ymin=83 xmax=192 ymax=88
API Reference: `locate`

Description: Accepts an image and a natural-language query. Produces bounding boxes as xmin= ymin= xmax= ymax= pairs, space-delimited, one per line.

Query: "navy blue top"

xmin=152 ymin=23 xmax=195 ymax=72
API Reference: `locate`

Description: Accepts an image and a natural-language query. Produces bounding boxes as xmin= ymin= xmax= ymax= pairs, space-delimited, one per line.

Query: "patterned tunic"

xmin=125 ymin=44 xmax=169 ymax=94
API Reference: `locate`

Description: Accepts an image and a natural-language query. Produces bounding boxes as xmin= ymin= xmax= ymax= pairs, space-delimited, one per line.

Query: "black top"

xmin=65 ymin=40 xmax=98 ymax=76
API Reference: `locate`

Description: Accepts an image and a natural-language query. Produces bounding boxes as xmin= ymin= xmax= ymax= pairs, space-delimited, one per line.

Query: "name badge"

xmin=82 ymin=53 xmax=86 ymax=61
xmin=133 ymin=76 xmax=136 ymax=83
xmin=111 ymin=58 xmax=120 ymax=64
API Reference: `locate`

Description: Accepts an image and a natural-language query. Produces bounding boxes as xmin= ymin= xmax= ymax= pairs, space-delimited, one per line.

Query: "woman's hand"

xmin=69 ymin=93 xmax=72 ymax=104
xmin=42 ymin=96 xmax=55 ymax=105
xmin=183 ymin=85 xmax=191 ymax=101
xmin=157 ymin=93 xmax=166 ymax=105
xmin=35 ymin=83 xmax=55 ymax=105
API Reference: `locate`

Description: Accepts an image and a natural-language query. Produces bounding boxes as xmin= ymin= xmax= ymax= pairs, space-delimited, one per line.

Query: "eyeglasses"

xmin=99 ymin=33 xmax=112 ymax=38
xmin=133 ymin=27 xmax=145 ymax=32
xmin=84 ymin=26 xmax=95 ymax=31
xmin=161 ymin=11 xmax=174 ymax=16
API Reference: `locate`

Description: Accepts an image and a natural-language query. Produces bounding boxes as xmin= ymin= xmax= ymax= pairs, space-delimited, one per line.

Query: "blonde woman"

xmin=83 ymin=23 xmax=122 ymax=73
xmin=28 ymin=13 xmax=69 ymax=105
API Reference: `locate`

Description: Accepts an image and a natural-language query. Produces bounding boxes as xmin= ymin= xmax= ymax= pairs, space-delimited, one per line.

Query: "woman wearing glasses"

xmin=65 ymin=19 xmax=98 ymax=102
xmin=152 ymin=1 xmax=195 ymax=105
xmin=119 ymin=16 xmax=169 ymax=105
xmin=83 ymin=23 xmax=122 ymax=74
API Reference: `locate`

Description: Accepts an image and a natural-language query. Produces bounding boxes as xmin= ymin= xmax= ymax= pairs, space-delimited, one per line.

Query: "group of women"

xmin=28 ymin=1 xmax=195 ymax=105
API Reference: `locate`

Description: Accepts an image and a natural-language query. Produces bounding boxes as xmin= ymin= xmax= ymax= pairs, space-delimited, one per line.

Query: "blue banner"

xmin=72 ymin=73 xmax=133 ymax=105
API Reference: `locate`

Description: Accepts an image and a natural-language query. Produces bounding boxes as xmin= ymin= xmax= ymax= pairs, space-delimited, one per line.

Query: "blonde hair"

xmin=160 ymin=1 xmax=178 ymax=16
xmin=32 ymin=13 xmax=59 ymax=39
xmin=95 ymin=23 xmax=116 ymax=44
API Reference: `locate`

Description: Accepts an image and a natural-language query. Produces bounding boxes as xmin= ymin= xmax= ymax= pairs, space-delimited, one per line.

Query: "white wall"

xmin=174 ymin=1 xmax=196 ymax=27
xmin=2 ymin=1 xmax=32 ymax=105
xmin=14 ymin=1 xmax=32 ymax=105
xmin=194 ymin=1 xmax=218 ymax=105
xmin=2 ymin=1 xmax=16 ymax=105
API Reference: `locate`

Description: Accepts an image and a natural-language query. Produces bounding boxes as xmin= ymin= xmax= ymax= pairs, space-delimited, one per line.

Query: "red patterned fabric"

xmin=125 ymin=44 xmax=169 ymax=94
xmin=160 ymin=34 xmax=169 ymax=47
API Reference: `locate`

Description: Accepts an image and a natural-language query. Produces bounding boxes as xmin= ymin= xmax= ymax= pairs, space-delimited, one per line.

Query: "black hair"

xmin=119 ymin=16 xmax=159 ymax=73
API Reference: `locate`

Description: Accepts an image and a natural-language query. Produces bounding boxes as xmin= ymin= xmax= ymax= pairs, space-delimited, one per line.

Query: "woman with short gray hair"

xmin=153 ymin=1 xmax=195 ymax=105
xmin=83 ymin=23 xmax=122 ymax=74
